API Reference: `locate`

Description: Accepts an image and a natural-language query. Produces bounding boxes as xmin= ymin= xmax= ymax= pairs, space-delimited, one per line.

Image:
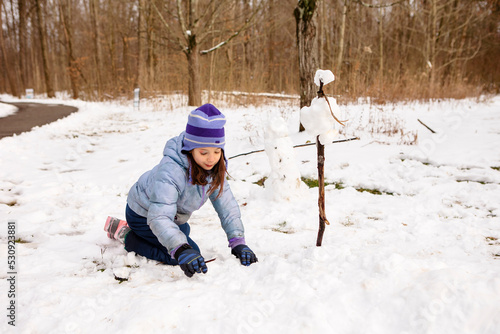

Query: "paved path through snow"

xmin=0 ymin=101 xmax=78 ymax=139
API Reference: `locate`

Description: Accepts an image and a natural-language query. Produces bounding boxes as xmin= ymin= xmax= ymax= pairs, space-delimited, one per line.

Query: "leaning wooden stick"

xmin=315 ymin=80 xmax=345 ymax=247
xmin=316 ymin=134 xmax=330 ymax=246
xmin=417 ymin=119 xmax=436 ymax=133
xmin=315 ymin=82 xmax=328 ymax=246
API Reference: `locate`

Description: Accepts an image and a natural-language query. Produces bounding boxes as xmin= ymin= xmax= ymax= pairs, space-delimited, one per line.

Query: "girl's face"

xmin=192 ymin=147 xmax=222 ymax=170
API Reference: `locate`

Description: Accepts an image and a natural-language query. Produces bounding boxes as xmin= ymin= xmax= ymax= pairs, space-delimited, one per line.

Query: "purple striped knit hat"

xmin=182 ymin=104 xmax=226 ymax=152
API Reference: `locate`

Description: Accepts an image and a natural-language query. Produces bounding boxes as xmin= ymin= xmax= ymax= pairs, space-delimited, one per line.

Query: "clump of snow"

xmin=264 ymin=115 xmax=309 ymax=203
xmin=314 ymin=69 xmax=335 ymax=86
xmin=301 ymin=69 xmax=344 ymax=145
xmin=300 ymin=96 xmax=341 ymax=145
xmin=0 ymin=102 xmax=18 ymax=118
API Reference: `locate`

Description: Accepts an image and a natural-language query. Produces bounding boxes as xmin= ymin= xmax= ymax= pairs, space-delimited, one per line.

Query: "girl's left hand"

xmin=232 ymin=245 xmax=258 ymax=266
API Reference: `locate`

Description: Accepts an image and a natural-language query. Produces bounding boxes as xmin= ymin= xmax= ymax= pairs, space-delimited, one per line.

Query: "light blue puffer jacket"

xmin=127 ymin=132 xmax=245 ymax=253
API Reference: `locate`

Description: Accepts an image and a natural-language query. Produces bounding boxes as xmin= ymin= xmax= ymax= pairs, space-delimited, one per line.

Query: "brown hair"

xmin=186 ymin=150 xmax=226 ymax=199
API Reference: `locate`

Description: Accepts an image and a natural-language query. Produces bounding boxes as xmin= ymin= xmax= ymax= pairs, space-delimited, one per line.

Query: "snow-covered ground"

xmin=0 ymin=102 xmax=17 ymax=118
xmin=0 ymin=93 xmax=499 ymax=334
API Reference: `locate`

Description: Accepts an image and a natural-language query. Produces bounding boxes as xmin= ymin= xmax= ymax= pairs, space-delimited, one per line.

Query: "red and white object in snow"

xmin=300 ymin=69 xmax=344 ymax=145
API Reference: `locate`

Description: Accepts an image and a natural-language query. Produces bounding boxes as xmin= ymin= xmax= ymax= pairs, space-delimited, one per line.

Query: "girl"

xmin=105 ymin=104 xmax=257 ymax=277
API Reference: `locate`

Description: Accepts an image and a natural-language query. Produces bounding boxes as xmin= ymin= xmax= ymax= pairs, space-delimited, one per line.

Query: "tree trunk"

xmin=134 ymin=0 xmax=142 ymax=88
xmin=336 ymin=1 xmax=347 ymax=81
xmin=0 ymin=0 xmax=18 ymax=96
xmin=123 ymin=35 xmax=130 ymax=87
xmin=186 ymin=41 xmax=201 ymax=107
xmin=241 ymin=0 xmax=253 ymax=91
xmin=319 ymin=0 xmax=325 ymax=68
xmin=295 ymin=0 xmax=319 ymax=131
xmin=267 ymin=0 xmax=276 ymax=91
xmin=18 ymin=0 xmax=27 ymax=90
xmin=186 ymin=0 xmax=201 ymax=106
xmin=59 ymin=0 xmax=79 ymax=99
xmin=109 ymin=27 xmax=117 ymax=93
xmin=29 ymin=9 xmax=38 ymax=91
xmin=35 ymin=0 xmax=55 ymax=98
xmin=378 ymin=9 xmax=384 ymax=91
xmin=429 ymin=0 xmax=438 ymax=91
xmin=89 ymin=0 xmax=102 ymax=97
xmin=146 ymin=2 xmax=156 ymax=86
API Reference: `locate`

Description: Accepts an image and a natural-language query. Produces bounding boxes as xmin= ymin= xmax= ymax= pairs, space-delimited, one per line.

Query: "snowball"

xmin=314 ymin=70 xmax=335 ymax=86
xmin=300 ymin=97 xmax=334 ymax=136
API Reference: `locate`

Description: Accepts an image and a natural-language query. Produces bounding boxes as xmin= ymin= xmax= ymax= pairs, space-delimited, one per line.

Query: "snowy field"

xmin=0 ymin=93 xmax=499 ymax=334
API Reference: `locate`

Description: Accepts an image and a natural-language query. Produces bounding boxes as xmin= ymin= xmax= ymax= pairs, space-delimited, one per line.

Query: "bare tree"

xmin=335 ymin=1 xmax=348 ymax=75
xmin=135 ymin=0 xmax=143 ymax=88
xmin=267 ymin=0 xmax=276 ymax=91
xmin=58 ymin=0 xmax=81 ymax=99
xmin=89 ymin=0 xmax=102 ymax=97
xmin=0 ymin=0 xmax=19 ymax=96
xmin=152 ymin=0 xmax=263 ymax=106
xmin=144 ymin=0 xmax=158 ymax=87
xmin=18 ymin=0 xmax=27 ymax=90
xmin=35 ymin=0 xmax=55 ymax=97
xmin=295 ymin=0 xmax=319 ymax=131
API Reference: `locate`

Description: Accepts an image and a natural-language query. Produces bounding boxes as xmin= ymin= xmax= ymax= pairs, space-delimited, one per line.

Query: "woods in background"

xmin=1 ymin=0 xmax=499 ymax=103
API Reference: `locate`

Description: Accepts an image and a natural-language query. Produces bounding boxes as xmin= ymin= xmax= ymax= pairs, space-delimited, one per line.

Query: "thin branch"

xmin=151 ymin=1 xmax=185 ymax=51
xmin=200 ymin=33 xmax=240 ymax=55
xmin=199 ymin=1 xmax=264 ymax=55
xmin=197 ymin=1 xmax=248 ymax=44
xmin=176 ymin=0 xmax=189 ymax=43
xmin=197 ymin=0 xmax=225 ymax=35
xmin=317 ymin=81 xmax=348 ymax=126
xmin=417 ymin=119 xmax=436 ymax=133
xmin=293 ymin=137 xmax=359 ymax=148
xmin=201 ymin=40 xmax=231 ymax=55
xmin=228 ymin=137 xmax=359 ymax=160
xmin=353 ymin=0 xmax=406 ymax=9
xmin=435 ymin=40 xmax=482 ymax=72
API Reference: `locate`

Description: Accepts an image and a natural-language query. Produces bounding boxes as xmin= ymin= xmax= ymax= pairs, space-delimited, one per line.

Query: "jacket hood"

xmin=163 ymin=132 xmax=190 ymax=169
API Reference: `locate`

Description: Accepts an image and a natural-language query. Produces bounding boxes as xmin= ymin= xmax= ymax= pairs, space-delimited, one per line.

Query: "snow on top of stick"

xmin=314 ymin=69 xmax=335 ymax=86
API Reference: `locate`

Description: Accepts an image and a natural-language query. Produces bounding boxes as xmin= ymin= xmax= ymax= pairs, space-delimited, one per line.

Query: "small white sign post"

xmin=26 ymin=89 xmax=34 ymax=99
xmin=133 ymin=88 xmax=140 ymax=110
